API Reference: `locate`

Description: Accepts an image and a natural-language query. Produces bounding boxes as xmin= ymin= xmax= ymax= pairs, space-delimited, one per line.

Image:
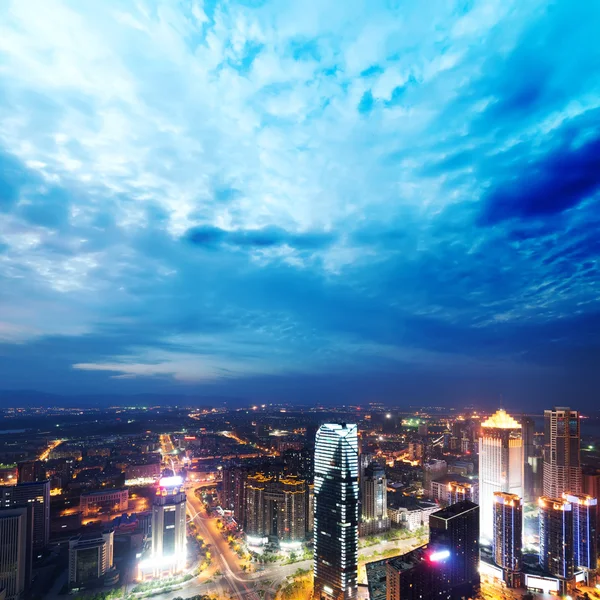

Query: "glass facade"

xmin=313 ymin=424 xmax=359 ymax=600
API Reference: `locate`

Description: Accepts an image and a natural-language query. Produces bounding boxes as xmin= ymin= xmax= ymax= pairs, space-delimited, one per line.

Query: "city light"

xmin=429 ymin=549 xmax=450 ymax=562
xmin=159 ymin=476 xmax=183 ymax=488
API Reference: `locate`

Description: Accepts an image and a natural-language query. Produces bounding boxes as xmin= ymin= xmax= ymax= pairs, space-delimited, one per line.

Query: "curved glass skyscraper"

xmin=313 ymin=424 xmax=359 ymax=600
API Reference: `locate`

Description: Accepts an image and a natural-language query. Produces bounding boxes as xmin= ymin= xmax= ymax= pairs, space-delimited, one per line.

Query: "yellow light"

xmin=481 ymin=409 xmax=521 ymax=429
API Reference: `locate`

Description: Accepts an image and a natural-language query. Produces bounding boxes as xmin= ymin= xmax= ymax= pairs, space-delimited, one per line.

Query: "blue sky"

xmin=0 ymin=0 xmax=599 ymax=408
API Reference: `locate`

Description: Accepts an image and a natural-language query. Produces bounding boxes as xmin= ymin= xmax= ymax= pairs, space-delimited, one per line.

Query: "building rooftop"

xmin=430 ymin=500 xmax=478 ymax=520
xmin=481 ymin=409 xmax=521 ymax=430
xmin=431 ymin=474 xmax=474 ymax=486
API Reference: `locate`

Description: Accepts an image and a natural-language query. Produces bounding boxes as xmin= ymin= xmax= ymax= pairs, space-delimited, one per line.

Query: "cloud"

xmin=0 ymin=0 xmax=599 ymax=406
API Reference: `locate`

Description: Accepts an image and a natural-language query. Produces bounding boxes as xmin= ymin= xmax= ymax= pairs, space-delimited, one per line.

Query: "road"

xmin=156 ymin=433 xmax=420 ymax=600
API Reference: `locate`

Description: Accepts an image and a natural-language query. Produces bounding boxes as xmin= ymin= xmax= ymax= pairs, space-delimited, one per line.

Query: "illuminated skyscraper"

xmin=478 ymin=410 xmax=523 ymax=541
xmin=0 ymin=506 xmax=33 ymax=600
xmin=429 ymin=500 xmax=480 ymax=599
xmin=493 ymin=492 xmax=523 ymax=588
xmin=543 ymin=407 xmax=581 ymax=498
xmin=313 ymin=424 xmax=359 ymax=600
xmin=143 ymin=476 xmax=187 ymax=577
xmin=564 ymin=493 xmax=597 ymax=579
xmin=359 ymin=462 xmax=390 ymax=536
xmin=539 ymin=496 xmax=573 ymax=588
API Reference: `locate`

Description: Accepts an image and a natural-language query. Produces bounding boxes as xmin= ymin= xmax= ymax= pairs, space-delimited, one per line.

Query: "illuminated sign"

xmin=429 ymin=549 xmax=450 ymax=562
xmin=159 ymin=476 xmax=183 ymax=488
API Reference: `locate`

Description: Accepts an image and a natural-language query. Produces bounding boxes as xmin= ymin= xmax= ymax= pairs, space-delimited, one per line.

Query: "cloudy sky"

xmin=0 ymin=0 xmax=599 ymax=408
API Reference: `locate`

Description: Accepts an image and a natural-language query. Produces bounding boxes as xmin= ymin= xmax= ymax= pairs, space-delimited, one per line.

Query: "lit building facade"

xmin=0 ymin=506 xmax=32 ymax=600
xmin=478 ymin=410 xmax=523 ymax=542
xmin=539 ymin=496 xmax=573 ymax=586
xmin=543 ymin=407 xmax=581 ymax=498
xmin=359 ymin=462 xmax=390 ymax=536
xmin=564 ymin=493 xmax=597 ymax=579
xmin=1 ymin=481 xmax=50 ymax=552
xmin=80 ymin=488 xmax=129 ymax=517
xmin=493 ymin=492 xmax=522 ymax=588
xmin=429 ymin=500 xmax=480 ymax=599
xmin=139 ymin=477 xmax=187 ymax=578
xmin=313 ymin=424 xmax=359 ymax=600
xmin=68 ymin=530 xmax=115 ymax=589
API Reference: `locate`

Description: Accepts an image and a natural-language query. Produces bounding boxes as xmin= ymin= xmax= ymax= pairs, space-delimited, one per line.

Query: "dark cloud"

xmin=185 ymin=225 xmax=336 ymax=251
xmin=479 ymin=133 xmax=600 ymax=225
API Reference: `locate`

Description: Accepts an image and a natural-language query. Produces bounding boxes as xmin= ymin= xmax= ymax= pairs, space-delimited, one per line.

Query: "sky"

xmin=0 ymin=0 xmax=599 ymax=409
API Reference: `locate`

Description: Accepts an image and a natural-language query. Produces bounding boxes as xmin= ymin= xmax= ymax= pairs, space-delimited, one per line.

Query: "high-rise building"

xmin=244 ymin=475 xmax=308 ymax=546
xmin=478 ymin=410 xmax=523 ymax=542
xmin=429 ymin=500 xmax=480 ymax=599
xmin=493 ymin=492 xmax=523 ymax=588
xmin=313 ymin=424 xmax=359 ymax=600
xmin=147 ymin=476 xmax=187 ymax=576
xmin=539 ymin=496 xmax=574 ymax=587
xmin=17 ymin=461 xmax=46 ymax=484
xmin=0 ymin=506 xmax=33 ymax=600
xmin=386 ymin=546 xmax=452 ymax=600
xmin=68 ymin=530 xmax=115 ymax=589
xmin=564 ymin=493 xmax=597 ymax=578
xmin=521 ymin=417 xmax=536 ymax=502
xmin=244 ymin=473 xmax=270 ymax=542
xmin=1 ymin=481 xmax=50 ymax=552
xmin=543 ymin=407 xmax=581 ymax=498
xmin=359 ymin=463 xmax=390 ymax=536
xmin=222 ymin=465 xmax=251 ymax=527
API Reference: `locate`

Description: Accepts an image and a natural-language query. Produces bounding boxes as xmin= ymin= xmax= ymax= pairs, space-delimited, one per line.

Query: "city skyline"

xmin=0 ymin=0 xmax=599 ymax=407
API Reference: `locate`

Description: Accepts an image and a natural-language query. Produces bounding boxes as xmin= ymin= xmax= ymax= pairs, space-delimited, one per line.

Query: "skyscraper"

xmin=521 ymin=416 xmax=536 ymax=502
xmin=244 ymin=474 xmax=308 ymax=546
xmin=429 ymin=500 xmax=480 ymax=599
xmin=313 ymin=424 xmax=359 ymax=600
xmin=0 ymin=506 xmax=33 ymax=600
xmin=539 ymin=496 xmax=574 ymax=588
xmin=564 ymin=493 xmax=597 ymax=578
xmin=148 ymin=476 xmax=187 ymax=576
xmin=244 ymin=473 xmax=270 ymax=542
xmin=359 ymin=462 xmax=390 ymax=536
xmin=1 ymin=480 xmax=50 ymax=552
xmin=543 ymin=407 xmax=581 ymax=498
xmin=478 ymin=410 xmax=523 ymax=542
xmin=493 ymin=492 xmax=523 ymax=588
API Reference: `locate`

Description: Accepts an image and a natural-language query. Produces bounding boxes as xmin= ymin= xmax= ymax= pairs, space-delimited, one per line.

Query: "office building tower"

xmin=150 ymin=476 xmax=187 ymax=575
xmin=313 ymin=424 xmax=359 ymax=600
xmin=386 ymin=546 xmax=452 ymax=600
xmin=17 ymin=461 xmax=45 ymax=484
xmin=359 ymin=462 xmax=390 ymax=536
xmin=493 ymin=492 xmax=523 ymax=588
xmin=68 ymin=530 xmax=114 ymax=589
xmin=0 ymin=507 xmax=33 ymax=600
xmin=1 ymin=481 xmax=50 ymax=552
xmin=478 ymin=410 xmax=523 ymax=542
xmin=564 ymin=493 xmax=597 ymax=578
xmin=539 ymin=496 xmax=574 ymax=587
xmin=429 ymin=500 xmax=480 ymax=599
xmin=543 ymin=407 xmax=581 ymax=498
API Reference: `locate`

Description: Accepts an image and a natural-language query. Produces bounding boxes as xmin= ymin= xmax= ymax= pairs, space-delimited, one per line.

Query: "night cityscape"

xmin=1 ymin=2 xmax=599 ymax=600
